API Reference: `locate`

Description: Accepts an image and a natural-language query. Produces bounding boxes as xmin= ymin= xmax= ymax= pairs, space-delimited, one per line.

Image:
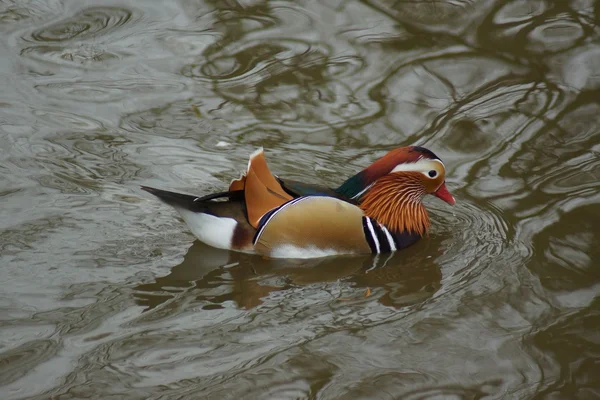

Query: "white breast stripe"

xmin=365 ymin=217 xmax=380 ymax=253
xmin=351 ymin=183 xmax=374 ymax=200
xmin=380 ymin=224 xmax=397 ymax=252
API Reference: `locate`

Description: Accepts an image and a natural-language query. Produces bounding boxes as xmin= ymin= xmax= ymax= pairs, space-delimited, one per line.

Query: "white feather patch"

xmin=269 ymin=244 xmax=340 ymax=259
xmin=365 ymin=217 xmax=380 ymax=253
xmin=391 ymin=158 xmax=444 ymax=174
xmin=247 ymin=147 xmax=264 ymax=171
xmin=351 ymin=183 xmax=374 ymax=199
xmin=380 ymin=224 xmax=397 ymax=252
xmin=175 ymin=208 xmax=237 ymax=251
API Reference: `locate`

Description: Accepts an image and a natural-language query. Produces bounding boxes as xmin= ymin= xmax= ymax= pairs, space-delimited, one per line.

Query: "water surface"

xmin=1 ymin=0 xmax=599 ymax=398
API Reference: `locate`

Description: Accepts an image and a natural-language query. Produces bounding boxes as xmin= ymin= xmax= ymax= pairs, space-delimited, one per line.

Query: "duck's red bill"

xmin=435 ymin=183 xmax=455 ymax=205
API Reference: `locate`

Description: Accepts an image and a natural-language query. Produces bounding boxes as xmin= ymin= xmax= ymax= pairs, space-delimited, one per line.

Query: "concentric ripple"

xmin=20 ymin=44 xmax=123 ymax=67
xmin=30 ymin=6 xmax=131 ymax=42
xmin=17 ymin=6 xmax=136 ymax=69
xmin=482 ymin=0 xmax=595 ymax=56
xmin=0 ymin=0 xmax=63 ymax=28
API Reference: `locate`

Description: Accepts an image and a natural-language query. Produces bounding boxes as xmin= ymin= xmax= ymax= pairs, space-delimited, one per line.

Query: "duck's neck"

xmin=336 ymin=170 xmax=370 ymax=199
xmin=359 ymin=174 xmax=430 ymax=236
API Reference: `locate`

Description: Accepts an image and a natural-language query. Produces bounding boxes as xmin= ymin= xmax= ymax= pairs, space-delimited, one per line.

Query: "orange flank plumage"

xmin=360 ymin=173 xmax=430 ymax=236
xmin=254 ymin=196 xmax=371 ymax=257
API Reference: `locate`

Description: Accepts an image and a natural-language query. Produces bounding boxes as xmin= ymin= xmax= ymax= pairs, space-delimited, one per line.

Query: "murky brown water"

xmin=1 ymin=0 xmax=599 ymax=398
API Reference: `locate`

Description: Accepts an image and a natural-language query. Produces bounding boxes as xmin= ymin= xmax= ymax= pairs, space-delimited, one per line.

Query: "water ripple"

xmin=35 ymin=79 xmax=188 ymax=103
xmin=30 ymin=7 xmax=131 ymax=42
xmin=483 ymin=0 xmax=596 ymax=57
xmin=16 ymin=6 xmax=140 ymax=71
xmin=0 ymin=339 xmax=59 ymax=386
xmin=367 ymin=0 xmax=478 ymax=33
xmin=0 ymin=0 xmax=62 ymax=29
xmin=1 ymin=0 xmax=599 ymax=398
xmin=20 ymin=43 xmax=125 ymax=68
xmin=181 ymin=40 xmax=372 ymax=130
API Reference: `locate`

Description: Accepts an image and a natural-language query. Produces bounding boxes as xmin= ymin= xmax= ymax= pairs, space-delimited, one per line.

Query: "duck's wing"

xmin=231 ymin=150 xmax=351 ymax=203
xmin=229 ymin=148 xmax=293 ymax=228
xmin=253 ymin=196 xmax=372 ymax=258
xmin=277 ymin=178 xmax=349 ymax=200
xmin=229 ymin=147 xmax=293 ymax=228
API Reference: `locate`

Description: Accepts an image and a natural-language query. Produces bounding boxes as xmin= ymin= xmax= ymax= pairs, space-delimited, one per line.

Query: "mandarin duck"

xmin=142 ymin=146 xmax=455 ymax=258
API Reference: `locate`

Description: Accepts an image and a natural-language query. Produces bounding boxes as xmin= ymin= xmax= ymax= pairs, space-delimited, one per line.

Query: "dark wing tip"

xmin=140 ymin=185 xmax=201 ymax=211
xmin=141 ymin=186 xmax=169 ymax=198
xmin=140 ymin=185 xmax=157 ymax=194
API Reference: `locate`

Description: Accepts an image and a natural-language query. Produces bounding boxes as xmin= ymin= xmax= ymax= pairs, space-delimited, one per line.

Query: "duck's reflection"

xmin=134 ymin=238 xmax=444 ymax=310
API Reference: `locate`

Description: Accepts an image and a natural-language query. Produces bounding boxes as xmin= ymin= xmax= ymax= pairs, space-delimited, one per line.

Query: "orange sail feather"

xmin=230 ymin=148 xmax=292 ymax=228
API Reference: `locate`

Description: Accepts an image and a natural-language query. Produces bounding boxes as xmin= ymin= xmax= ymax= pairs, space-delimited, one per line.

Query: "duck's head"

xmin=336 ymin=146 xmax=455 ymax=234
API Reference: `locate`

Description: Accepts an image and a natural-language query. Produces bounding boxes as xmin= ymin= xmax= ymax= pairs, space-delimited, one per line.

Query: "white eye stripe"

xmin=390 ymin=159 xmax=445 ymax=174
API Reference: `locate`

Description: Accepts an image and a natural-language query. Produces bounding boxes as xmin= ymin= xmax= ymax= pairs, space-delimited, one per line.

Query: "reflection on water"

xmin=1 ymin=0 xmax=599 ymax=399
xmin=134 ymin=241 xmax=442 ymax=311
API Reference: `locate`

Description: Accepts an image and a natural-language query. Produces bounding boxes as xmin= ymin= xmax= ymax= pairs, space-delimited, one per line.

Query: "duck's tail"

xmin=141 ymin=147 xmax=292 ymax=252
xmin=141 ymin=186 xmax=254 ymax=252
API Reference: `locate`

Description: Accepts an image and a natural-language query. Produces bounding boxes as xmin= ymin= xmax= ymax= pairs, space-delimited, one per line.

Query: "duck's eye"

xmin=428 ymin=170 xmax=437 ymax=178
